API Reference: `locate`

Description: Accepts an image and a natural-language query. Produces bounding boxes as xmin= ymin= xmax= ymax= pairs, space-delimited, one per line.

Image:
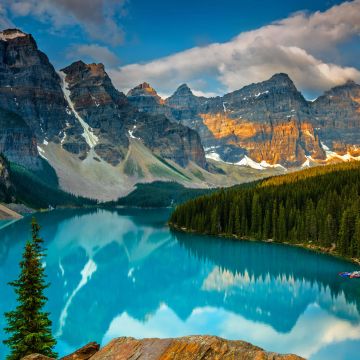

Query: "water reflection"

xmin=0 ymin=208 xmax=359 ymax=359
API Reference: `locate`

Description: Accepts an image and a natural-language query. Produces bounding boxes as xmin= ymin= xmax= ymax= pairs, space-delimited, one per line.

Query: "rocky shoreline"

xmin=22 ymin=336 xmax=304 ymax=360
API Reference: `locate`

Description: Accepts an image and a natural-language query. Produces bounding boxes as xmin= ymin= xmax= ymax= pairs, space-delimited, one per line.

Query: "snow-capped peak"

xmin=0 ymin=29 xmax=27 ymax=42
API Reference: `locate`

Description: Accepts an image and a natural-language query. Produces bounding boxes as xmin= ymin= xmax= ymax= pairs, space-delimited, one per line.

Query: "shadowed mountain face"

xmin=127 ymin=74 xmax=360 ymax=166
xmin=0 ymin=108 xmax=40 ymax=169
xmin=0 ymin=29 xmax=82 ymax=144
xmin=0 ymin=209 xmax=359 ymax=359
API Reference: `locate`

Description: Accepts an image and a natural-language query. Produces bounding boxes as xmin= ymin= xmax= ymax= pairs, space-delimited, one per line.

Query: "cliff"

xmin=127 ymin=74 xmax=360 ymax=167
xmin=0 ymin=29 xmax=81 ymax=145
xmin=22 ymin=336 xmax=304 ymax=360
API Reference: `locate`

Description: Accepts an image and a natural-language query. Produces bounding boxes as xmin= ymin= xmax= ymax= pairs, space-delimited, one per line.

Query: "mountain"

xmin=59 ymin=60 xmax=207 ymax=167
xmin=0 ymin=29 xmax=211 ymax=201
xmin=127 ymin=74 xmax=360 ymax=167
xmin=0 ymin=28 xmax=284 ymax=202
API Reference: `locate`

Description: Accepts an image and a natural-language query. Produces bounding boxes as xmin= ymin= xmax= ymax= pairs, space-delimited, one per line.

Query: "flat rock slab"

xmin=89 ymin=336 xmax=305 ymax=360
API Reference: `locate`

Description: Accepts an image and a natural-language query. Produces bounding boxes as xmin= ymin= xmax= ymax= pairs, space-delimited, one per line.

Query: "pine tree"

xmin=3 ymin=218 xmax=57 ymax=360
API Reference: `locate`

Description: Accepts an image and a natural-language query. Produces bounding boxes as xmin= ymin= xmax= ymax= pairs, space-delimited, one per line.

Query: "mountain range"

xmin=0 ymin=28 xmax=359 ymax=202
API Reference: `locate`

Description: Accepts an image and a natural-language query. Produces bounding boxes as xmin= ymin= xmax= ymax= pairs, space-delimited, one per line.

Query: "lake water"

xmin=0 ymin=208 xmax=359 ymax=359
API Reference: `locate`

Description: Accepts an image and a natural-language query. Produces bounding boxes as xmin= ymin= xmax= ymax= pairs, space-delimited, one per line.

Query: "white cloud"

xmin=0 ymin=4 xmax=14 ymax=28
xmin=6 ymin=0 xmax=127 ymax=45
xmin=109 ymin=0 xmax=360 ymax=96
xmin=67 ymin=44 xmax=120 ymax=67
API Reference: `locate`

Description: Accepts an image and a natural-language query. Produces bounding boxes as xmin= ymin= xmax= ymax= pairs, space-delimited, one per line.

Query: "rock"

xmin=21 ymin=354 xmax=54 ymax=360
xmin=89 ymin=336 xmax=304 ymax=360
xmin=60 ymin=342 xmax=100 ymax=360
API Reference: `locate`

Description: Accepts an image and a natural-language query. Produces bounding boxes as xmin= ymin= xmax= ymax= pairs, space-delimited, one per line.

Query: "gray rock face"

xmin=0 ymin=108 xmax=41 ymax=169
xmin=0 ymin=29 xmax=79 ymax=142
xmin=311 ymin=80 xmax=360 ymax=156
xmin=127 ymin=82 xmax=166 ymax=114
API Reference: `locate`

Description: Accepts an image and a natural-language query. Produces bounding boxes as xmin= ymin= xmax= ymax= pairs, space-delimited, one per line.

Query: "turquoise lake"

xmin=0 ymin=208 xmax=359 ymax=359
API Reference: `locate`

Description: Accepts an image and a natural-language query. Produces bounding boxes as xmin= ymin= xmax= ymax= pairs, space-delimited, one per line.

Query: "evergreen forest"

xmin=169 ymin=162 xmax=360 ymax=259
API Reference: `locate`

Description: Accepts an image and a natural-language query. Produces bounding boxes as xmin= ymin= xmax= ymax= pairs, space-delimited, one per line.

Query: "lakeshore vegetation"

xmin=169 ymin=162 xmax=360 ymax=259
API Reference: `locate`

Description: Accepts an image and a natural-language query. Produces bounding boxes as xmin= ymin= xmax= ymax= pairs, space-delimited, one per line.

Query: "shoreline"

xmin=169 ymin=223 xmax=360 ymax=266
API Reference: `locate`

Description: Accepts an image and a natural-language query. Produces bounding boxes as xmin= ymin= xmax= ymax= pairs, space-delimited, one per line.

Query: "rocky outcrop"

xmin=23 ymin=336 xmax=304 ymax=360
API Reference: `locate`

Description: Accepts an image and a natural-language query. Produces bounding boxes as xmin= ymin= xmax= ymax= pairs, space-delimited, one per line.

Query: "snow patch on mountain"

xmin=37 ymin=146 xmax=49 ymax=161
xmin=206 ymin=152 xmax=222 ymax=162
xmin=235 ymin=156 xmax=265 ymax=170
xmin=59 ymin=71 xmax=99 ymax=148
xmin=0 ymin=30 xmax=26 ymax=41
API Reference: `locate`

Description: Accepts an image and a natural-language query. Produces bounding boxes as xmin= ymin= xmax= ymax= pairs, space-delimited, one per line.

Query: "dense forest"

xmin=169 ymin=162 xmax=360 ymax=259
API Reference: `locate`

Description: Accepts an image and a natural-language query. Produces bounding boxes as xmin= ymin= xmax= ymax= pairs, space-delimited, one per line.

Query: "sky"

xmin=1 ymin=0 xmax=360 ymax=98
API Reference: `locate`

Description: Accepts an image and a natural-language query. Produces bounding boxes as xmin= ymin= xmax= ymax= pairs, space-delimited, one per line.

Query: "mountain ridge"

xmin=0 ymin=27 xmax=358 ymax=202
xmin=127 ymin=73 xmax=360 ymax=166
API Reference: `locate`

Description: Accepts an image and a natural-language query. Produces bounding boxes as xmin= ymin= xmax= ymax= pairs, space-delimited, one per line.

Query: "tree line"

xmin=169 ymin=162 xmax=360 ymax=259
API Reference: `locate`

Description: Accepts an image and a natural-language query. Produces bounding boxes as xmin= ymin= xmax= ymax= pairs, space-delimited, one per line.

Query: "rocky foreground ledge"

xmin=22 ymin=335 xmax=305 ymax=360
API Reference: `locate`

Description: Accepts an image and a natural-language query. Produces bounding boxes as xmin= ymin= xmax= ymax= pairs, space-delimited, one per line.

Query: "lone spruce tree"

xmin=3 ymin=218 xmax=57 ymax=360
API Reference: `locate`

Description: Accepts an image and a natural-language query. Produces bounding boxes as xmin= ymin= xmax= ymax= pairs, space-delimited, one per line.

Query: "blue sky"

xmin=1 ymin=0 xmax=360 ymax=98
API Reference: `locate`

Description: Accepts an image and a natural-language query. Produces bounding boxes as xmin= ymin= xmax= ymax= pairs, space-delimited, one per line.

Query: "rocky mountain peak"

xmin=0 ymin=28 xmax=27 ymax=42
xmin=173 ymin=83 xmax=194 ymax=96
xmin=269 ymin=72 xmax=293 ymax=82
xmin=61 ymin=61 xmax=108 ymax=84
xmin=165 ymin=83 xmax=201 ymax=109
xmin=262 ymin=73 xmax=298 ymax=92
xmin=127 ymin=82 xmax=161 ymax=98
